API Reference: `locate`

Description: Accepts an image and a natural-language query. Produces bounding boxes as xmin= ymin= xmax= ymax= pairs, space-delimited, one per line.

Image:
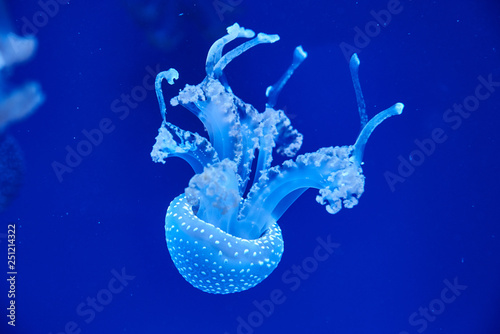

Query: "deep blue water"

xmin=1 ymin=0 xmax=500 ymax=333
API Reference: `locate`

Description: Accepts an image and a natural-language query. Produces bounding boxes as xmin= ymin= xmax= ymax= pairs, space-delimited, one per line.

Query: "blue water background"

xmin=1 ymin=0 xmax=499 ymax=333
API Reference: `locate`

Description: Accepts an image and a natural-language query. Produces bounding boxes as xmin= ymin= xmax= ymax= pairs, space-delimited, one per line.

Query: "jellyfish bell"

xmin=165 ymin=194 xmax=284 ymax=294
xmin=151 ymin=23 xmax=404 ymax=294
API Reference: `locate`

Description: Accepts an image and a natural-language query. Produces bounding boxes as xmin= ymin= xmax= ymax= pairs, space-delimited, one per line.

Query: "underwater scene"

xmin=1 ymin=0 xmax=499 ymax=333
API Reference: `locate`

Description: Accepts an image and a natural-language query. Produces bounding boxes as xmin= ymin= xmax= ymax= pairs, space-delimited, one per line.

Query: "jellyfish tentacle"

xmin=152 ymin=69 xmax=219 ymax=173
xmin=353 ymin=102 xmax=404 ymax=164
xmin=349 ymin=53 xmax=368 ymax=129
xmin=252 ymin=108 xmax=303 ymax=192
xmin=253 ymin=46 xmax=307 ymax=184
xmin=151 ymin=121 xmax=219 ymax=173
xmin=155 ymin=68 xmax=179 ymax=121
xmin=239 ymin=146 xmax=363 ymax=238
xmin=266 ymin=45 xmax=308 ymax=109
xmin=348 ymin=53 xmax=404 ymax=163
xmin=170 ymin=78 xmax=245 ymax=171
xmin=206 ymin=23 xmax=255 ymax=77
xmin=212 ymin=32 xmax=280 ymax=79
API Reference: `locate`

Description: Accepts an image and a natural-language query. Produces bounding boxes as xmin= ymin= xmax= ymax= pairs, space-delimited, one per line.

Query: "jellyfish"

xmin=0 ymin=0 xmax=44 ymax=211
xmin=151 ymin=23 xmax=404 ymax=294
xmin=0 ymin=4 xmax=43 ymax=132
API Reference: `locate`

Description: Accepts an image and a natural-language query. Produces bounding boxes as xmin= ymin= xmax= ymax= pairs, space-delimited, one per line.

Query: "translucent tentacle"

xmin=266 ymin=45 xmax=308 ymax=108
xmin=152 ymin=69 xmax=219 ymax=173
xmin=349 ymin=53 xmax=368 ymax=128
xmin=170 ymin=78 xmax=243 ymax=166
xmin=353 ymin=102 xmax=404 ymax=164
xmin=155 ymin=69 xmax=179 ymax=121
xmin=212 ymin=32 xmax=280 ymax=79
xmin=206 ymin=23 xmax=255 ymax=77
xmin=239 ymin=146 xmax=363 ymax=239
xmin=151 ymin=121 xmax=219 ymax=174
xmin=251 ymin=46 xmax=307 ymax=184
xmin=253 ymin=108 xmax=303 ymax=188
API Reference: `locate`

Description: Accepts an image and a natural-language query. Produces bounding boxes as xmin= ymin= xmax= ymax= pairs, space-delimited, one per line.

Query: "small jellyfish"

xmin=0 ymin=1 xmax=44 ymax=211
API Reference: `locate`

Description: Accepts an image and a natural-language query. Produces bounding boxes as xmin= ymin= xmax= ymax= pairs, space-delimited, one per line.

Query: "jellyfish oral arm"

xmin=238 ymin=146 xmax=364 ymax=239
xmin=353 ymin=102 xmax=404 ymax=164
xmin=349 ymin=53 xmax=404 ymax=164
